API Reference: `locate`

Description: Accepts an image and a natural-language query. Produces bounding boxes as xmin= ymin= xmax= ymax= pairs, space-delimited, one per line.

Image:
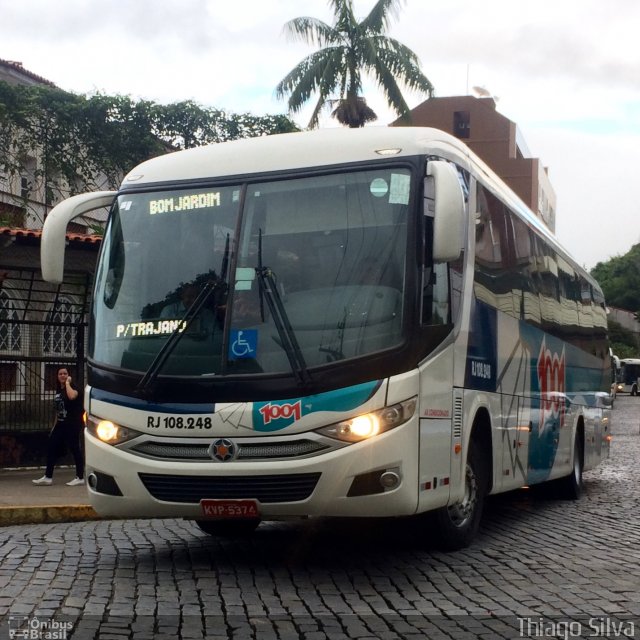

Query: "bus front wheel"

xmin=431 ymin=441 xmax=488 ymax=551
xmin=195 ymin=519 xmax=261 ymax=537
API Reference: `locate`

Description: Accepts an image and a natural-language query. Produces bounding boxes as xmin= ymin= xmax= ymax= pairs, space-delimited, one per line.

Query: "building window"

xmin=0 ymin=288 xmax=25 ymax=398
xmin=43 ymin=296 xmax=79 ymax=354
xmin=0 ymin=290 xmax=21 ymax=352
xmin=0 ymin=361 xmax=20 ymax=392
xmin=20 ymin=176 xmax=29 ymax=200
xmin=453 ymin=111 xmax=471 ymax=139
xmin=42 ymin=296 xmax=78 ymax=393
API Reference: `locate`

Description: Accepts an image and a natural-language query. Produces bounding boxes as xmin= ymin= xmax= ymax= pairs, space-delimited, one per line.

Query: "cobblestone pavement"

xmin=1 ymin=397 xmax=639 ymax=639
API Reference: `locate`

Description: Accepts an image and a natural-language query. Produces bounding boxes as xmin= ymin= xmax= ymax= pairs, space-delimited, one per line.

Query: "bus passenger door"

xmin=418 ymin=345 xmax=455 ymax=513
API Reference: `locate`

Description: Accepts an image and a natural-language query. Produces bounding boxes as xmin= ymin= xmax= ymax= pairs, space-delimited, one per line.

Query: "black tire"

xmin=195 ymin=519 xmax=261 ymax=537
xmin=632 ymin=385 xmax=638 ymax=397
xmin=553 ymin=431 xmax=583 ymax=500
xmin=431 ymin=440 xmax=488 ymax=551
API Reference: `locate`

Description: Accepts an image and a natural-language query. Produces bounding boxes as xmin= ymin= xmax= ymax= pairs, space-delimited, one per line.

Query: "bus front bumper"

xmin=84 ymin=420 xmax=425 ymax=521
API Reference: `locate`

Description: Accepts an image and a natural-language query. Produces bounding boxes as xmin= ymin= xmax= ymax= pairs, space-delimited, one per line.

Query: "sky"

xmin=2 ymin=0 xmax=639 ymax=270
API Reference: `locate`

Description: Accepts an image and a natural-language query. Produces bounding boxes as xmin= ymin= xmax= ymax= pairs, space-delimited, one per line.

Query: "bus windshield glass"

xmin=91 ymin=167 xmax=410 ymax=377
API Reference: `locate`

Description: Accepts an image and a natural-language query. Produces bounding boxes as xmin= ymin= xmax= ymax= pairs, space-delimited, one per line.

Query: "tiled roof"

xmin=0 ymin=227 xmax=102 ymax=245
xmin=0 ymin=58 xmax=57 ymax=87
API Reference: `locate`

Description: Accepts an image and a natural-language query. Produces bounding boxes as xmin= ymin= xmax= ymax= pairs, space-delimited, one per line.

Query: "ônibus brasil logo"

xmin=537 ymin=338 xmax=566 ymax=435
xmin=258 ymin=401 xmax=302 ymax=426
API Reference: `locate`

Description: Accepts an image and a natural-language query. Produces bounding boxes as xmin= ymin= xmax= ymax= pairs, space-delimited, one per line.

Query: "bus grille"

xmin=130 ymin=439 xmax=329 ymax=461
xmin=139 ymin=472 xmax=321 ymax=504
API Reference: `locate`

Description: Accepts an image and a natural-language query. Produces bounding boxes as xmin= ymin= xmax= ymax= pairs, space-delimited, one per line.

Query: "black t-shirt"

xmin=54 ymin=384 xmax=83 ymax=427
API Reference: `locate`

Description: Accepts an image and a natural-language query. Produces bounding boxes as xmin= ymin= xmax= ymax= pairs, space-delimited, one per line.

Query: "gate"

xmin=1 ymin=319 xmax=87 ymax=430
xmin=0 ymin=267 xmax=92 ymax=466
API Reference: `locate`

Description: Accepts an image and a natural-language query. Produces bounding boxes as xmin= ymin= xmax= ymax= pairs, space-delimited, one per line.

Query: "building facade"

xmin=0 ymin=58 xmax=109 ymax=233
xmin=392 ymin=95 xmax=557 ymax=232
xmin=0 ymin=59 xmax=58 ymax=230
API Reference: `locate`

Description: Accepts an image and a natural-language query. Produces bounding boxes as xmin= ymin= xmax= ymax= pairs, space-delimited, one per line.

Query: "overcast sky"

xmin=2 ymin=0 xmax=639 ymax=270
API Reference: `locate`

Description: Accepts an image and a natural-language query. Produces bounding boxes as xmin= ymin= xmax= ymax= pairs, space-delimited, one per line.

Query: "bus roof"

xmin=122 ymin=126 xmax=462 ymax=187
xmin=119 ymin=126 xmax=597 ymax=290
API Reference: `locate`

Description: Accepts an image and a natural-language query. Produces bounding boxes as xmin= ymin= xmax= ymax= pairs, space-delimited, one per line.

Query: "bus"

xmin=40 ymin=127 xmax=612 ymax=550
xmin=617 ymin=357 xmax=640 ymax=395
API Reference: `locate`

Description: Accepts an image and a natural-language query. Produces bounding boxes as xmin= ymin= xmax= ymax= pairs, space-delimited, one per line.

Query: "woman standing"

xmin=32 ymin=367 xmax=85 ymax=486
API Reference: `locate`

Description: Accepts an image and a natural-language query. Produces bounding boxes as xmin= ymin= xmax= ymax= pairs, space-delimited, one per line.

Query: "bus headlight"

xmin=316 ymin=397 xmax=417 ymax=443
xmin=86 ymin=415 xmax=140 ymax=445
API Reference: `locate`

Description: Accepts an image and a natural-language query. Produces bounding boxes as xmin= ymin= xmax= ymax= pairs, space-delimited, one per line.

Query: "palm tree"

xmin=275 ymin=0 xmax=434 ymax=129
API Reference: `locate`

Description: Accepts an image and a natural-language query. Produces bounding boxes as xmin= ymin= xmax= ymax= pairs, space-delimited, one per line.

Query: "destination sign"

xmin=149 ymin=192 xmax=221 ymax=215
xmin=114 ymin=319 xmax=186 ymax=338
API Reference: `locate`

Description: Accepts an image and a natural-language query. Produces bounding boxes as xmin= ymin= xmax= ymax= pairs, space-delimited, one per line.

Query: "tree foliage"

xmin=0 ymin=82 xmax=298 ymax=226
xmin=607 ymin=320 xmax=639 ymax=359
xmin=275 ymin=0 xmax=434 ymax=128
xmin=591 ymin=244 xmax=640 ymax=314
xmin=591 ymin=244 xmax=640 ymax=357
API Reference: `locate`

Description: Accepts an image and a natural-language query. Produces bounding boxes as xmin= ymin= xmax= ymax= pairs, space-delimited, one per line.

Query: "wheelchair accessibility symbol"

xmin=229 ymin=329 xmax=257 ymax=359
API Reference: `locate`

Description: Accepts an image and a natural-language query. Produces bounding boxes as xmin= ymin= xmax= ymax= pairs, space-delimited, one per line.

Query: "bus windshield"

xmin=91 ymin=167 xmax=410 ymax=377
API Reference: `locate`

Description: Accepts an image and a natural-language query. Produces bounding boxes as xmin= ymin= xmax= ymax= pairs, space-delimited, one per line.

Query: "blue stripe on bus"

xmin=90 ymin=388 xmax=215 ymax=414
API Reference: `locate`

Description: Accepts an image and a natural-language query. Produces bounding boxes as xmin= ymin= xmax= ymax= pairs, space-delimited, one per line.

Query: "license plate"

xmin=200 ymin=499 xmax=260 ymax=519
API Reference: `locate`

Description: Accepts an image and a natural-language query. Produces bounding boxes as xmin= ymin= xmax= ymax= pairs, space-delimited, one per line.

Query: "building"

xmin=0 ymin=59 xmax=102 ymax=465
xmin=608 ymin=307 xmax=640 ymax=337
xmin=392 ymin=95 xmax=556 ymax=232
xmin=0 ymin=58 xmax=56 ymax=88
xmin=0 ymin=59 xmax=56 ymax=230
xmin=0 ymin=58 xmax=109 ymax=233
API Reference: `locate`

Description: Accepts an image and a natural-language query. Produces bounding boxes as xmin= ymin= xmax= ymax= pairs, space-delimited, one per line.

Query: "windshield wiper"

xmin=136 ymin=279 xmax=220 ymax=395
xmin=255 ymin=230 xmax=310 ymax=387
xmin=136 ymin=235 xmax=231 ymax=395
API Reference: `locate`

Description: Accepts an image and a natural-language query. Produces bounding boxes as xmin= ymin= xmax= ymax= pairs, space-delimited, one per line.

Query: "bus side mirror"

xmin=426 ymin=161 xmax=465 ymax=263
xmin=41 ymin=191 xmax=116 ymax=283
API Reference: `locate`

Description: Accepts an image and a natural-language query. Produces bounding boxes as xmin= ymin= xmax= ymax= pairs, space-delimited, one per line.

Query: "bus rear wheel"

xmin=553 ymin=431 xmax=583 ymax=500
xmin=431 ymin=441 xmax=488 ymax=551
xmin=195 ymin=519 xmax=261 ymax=538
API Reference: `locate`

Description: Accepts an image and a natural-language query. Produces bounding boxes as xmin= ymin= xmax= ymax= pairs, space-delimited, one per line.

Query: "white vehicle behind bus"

xmin=41 ymin=127 xmax=612 ymax=550
xmin=617 ymin=357 xmax=640 ymax=396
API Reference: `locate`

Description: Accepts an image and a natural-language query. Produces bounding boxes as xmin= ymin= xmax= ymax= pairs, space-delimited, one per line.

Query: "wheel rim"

xmin=573 ymin=444 xmax=582 ymax=483
xmin=447 ymin=462 xmax=478 ymax=528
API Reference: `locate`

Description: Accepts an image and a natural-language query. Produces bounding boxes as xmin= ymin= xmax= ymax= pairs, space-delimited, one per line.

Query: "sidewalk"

xmin=0 ymin=467 xmax=100 ymax=526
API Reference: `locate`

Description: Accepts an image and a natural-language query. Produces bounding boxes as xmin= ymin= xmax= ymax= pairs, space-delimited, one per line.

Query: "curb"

xmin=0 ymin=505 xmax=101 ymax=526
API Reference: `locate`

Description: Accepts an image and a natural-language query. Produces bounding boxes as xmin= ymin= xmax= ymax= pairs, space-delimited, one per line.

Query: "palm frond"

xmin=374 ymin=42 xmax=434 ymax=96
xmin=361 ymin=0 xmax=404 ymax=34
xmin=283 ymin=17 xmax=336 ymax=47
xmin=370 ymin=61 xmax=411 ymax=117
xmin=276 ymin=49 xmax=342 ymax=111
xmin=306 ymin=50 xmax=350 ymax=128
xmin=328 ymin=0 xmax=357 ymax=33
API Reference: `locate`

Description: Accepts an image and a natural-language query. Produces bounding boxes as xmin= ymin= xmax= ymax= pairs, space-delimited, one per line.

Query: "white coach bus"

xmin=617 ymin=357 xmax=640 ymax=396
xmin=41 ymin=127 xmax=612 ymax=549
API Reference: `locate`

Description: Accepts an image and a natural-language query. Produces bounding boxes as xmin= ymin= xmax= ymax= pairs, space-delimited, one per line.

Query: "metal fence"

xmin=0 ymin=267 xmax=91 ymax=433
xmin=1 ymin=319 xmax=86 ymax=431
